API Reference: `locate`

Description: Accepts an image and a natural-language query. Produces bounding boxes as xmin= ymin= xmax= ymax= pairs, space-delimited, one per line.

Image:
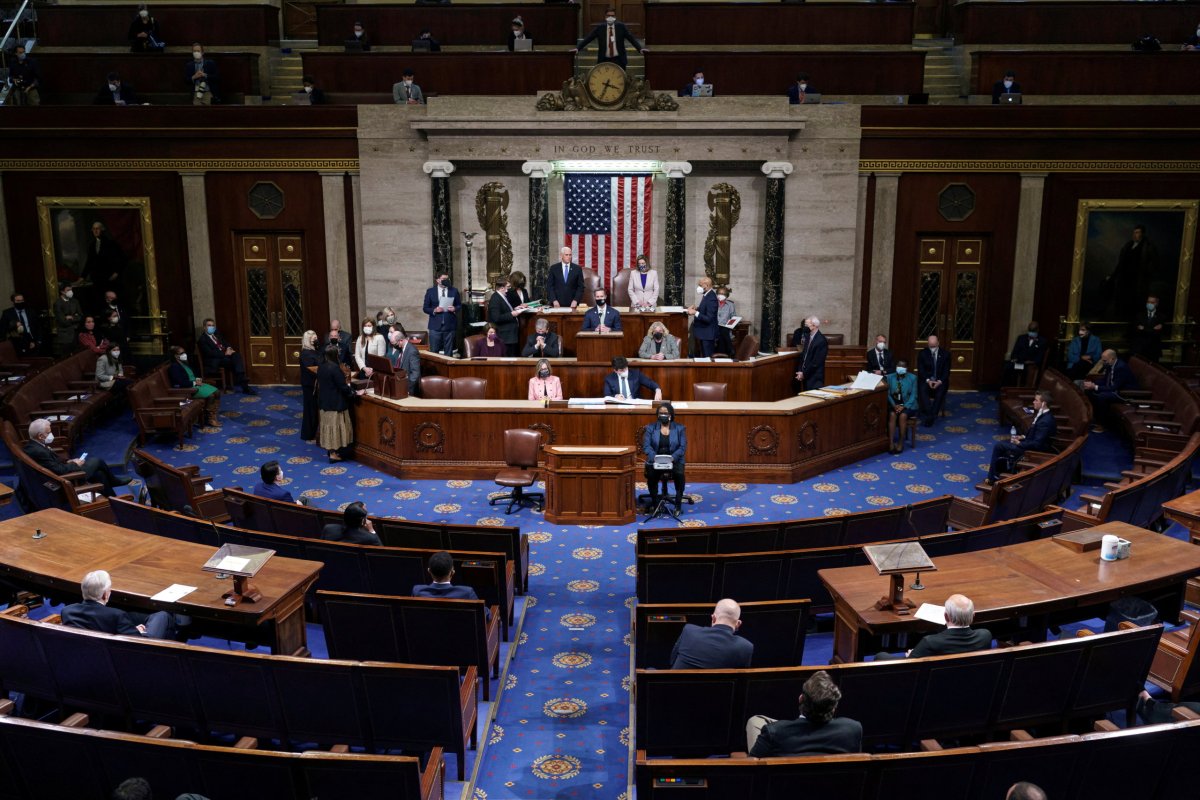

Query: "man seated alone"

xmin=986 ymin=389 xmax=1057 ymax=483
xmin=669 ymin=598 xmax=753 ymax=669
xmin=62 ymin=569 xmax=179 ymax=640
xmin=252 ymin=459 xmax=299 ymax=503
xmin=909 ymin=593 xmax=992 ymax=658
xmin=746 ymin=670 xmax=863 ymax=757
xmin=413 ymin=550 xmax=491 ymax=620
xmin=320 ymin=501 xmax=380 ymax=545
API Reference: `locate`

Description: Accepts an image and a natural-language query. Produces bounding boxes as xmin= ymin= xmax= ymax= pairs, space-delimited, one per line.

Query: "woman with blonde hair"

xmin=638 ymin=320 xmax=680 ymax=360
xmin=527 ymin=358 xmax=563 ymax=401
xmin=299 ymin=330 xmax=321 ymax=442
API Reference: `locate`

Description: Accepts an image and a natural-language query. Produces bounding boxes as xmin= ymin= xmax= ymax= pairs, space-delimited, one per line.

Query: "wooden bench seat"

xmin=129 ymin=364 xmax=208 ymax=448
xmin=633 ymin=599 xmax=811 ymax=670
xmin=131 ymin=447 xmax=227 ymax=520
xmin=2 ymin=420 xmax=110 ymax=519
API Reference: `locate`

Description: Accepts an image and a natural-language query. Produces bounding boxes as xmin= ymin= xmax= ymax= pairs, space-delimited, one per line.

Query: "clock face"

xmin=584 ymin=62 xmax=628 ymax=109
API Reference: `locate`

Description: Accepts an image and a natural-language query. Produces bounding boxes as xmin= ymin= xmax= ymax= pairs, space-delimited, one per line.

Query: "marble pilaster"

xmin=759 ymin=161 xmax=793 ymax=353
xmin=424 ymin=160 xmax=456 ymax=282
xmin=662 ymin=162 xmax=691 ymax=307
xmin=868 ymin=173 xmax=901 ymax=339
xmin=523 ymin=161 xmax=552 ymax=301
xmin=180 ymin=172 xmax=214 ymax=328
xmin=321 ymin=172 xmax=351 ymax=324
xmin=1009 ymin=172 xmax=1048 ymax=342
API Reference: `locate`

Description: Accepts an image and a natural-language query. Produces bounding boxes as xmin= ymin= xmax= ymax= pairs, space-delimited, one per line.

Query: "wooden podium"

xmin=574 ymin=331 xmax=627 ymax=364
xmin=543 ymin=444 xmax=637 ymax=525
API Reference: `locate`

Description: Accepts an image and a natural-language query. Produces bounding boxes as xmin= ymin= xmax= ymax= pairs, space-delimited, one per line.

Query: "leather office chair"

xmin=611 ymin=268 xmax=632 ymax=307
xmin=195 ymin=345 xmax=230 ymax=391
xmin=581 ymin=267 xmax=600 ymax=306
xmin=692 ymin=382 xmax=728 ymax=401
xmin=419 ymin=375 xmax=452 ymax=399
xmin=451 ymin=377 xmax=487 ymax=399
xmin=490 ymin=428 xmax=545 ymax=514
xmin=462 ymin=334 xmax=485 ymax=358
xmin=734 ymin=334 xmax=760 ymax=362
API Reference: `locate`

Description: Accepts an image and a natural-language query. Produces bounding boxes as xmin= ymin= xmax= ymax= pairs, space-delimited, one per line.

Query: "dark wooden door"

xmin=237 ymin=233 xmax=306 ymax=385
xmin=914 ymin=236 xmax=986 ymax=389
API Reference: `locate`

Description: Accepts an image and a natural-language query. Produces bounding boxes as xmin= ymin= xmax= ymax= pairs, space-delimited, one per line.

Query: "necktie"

xmin=607 ymin=24 xmax=616 ymax=58
xmin=17 ymin=310 xmax=26 ymax=329
xmin=620 ymin=375 xmax=630 ymax=398
xmin=563 ymin=264 xmax=569 ymax=282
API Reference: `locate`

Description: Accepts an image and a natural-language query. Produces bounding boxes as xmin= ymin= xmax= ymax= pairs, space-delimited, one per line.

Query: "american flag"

xmin=564 ymin=173 xmax=653 ymax=290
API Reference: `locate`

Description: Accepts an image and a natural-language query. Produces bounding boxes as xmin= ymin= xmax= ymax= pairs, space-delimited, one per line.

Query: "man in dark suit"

xmin=422 ymin=272 xmax=459 ymax=356
xmin=604 ymin=356 xmax=662 ymax=401
xmin=1082 ymin=348 xmax=1137 ymax=429
xmin=1129 ymin=294 xmax=1166 ymax=363
xmin=670 ymin=599 xmax=753 ymax=669
xmin=987 ymin=390 xmax=1057 ymax=483
xmin=522 ymin=317 xmax=562 ymax=358
xmin=786 ymin=73 xmax=815 ymax=105
xmin=865 ymin=333 xmax=894 ymax=375
xmin=908 ymin=593 xmax=993 ymax=658
xmin=794 ymin=316 xmax=827 ymax=390
xmin=573 ymin=6 xmax=647 ymax=71
xmin=320 ymin=501 xmax=381 ymax=545
xmin=61 ymin=570 xmax=176 ymax=639
xmin=547 ymin=246 xmax=584 ymax=309
xmin=391 ymin=330 xmax=421 ymax=396
xmin=94 ymin=72 xmax=141 ymax=105
xmin=0 ymin=292 xmax=40 ymax=353
xmin=200 ymin=317 xmax=254 ymax=394
xmin=917 ymin=334 xmax=950 ymax=426
xmin=991 ymin=69 xmax=1020 ymax=104
xmin=252 ymin=460 xmax=298 ymax=504
xmin=412 ymin=550 xmax=491 ymax=620
xmin=746 ymin=670 xmax=863 ymax=757
xmin=581 ymin=287 xmax=622 ymax=333
xmin=687 ymin=276 xmax=718 ymax=357
xmin=23 ymin=418 xmax=129 ymax=497
xmin=82 ymin=222 xmax=126 ymax=306
xmin=488 ymin=277 xmax=525 ymax=356
xmin=325 ymin=319 xmax=353 ymax=366
xmin=300 ymin=75 xmax=327 ymax=105
xmin=1003 ymin=321 xmax=1048 ymax=386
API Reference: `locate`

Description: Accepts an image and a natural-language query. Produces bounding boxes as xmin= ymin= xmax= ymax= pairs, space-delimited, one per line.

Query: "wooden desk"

xmin=37 ymin=4 xmax=280 ymax=47
xmin=644 ymin=2 xmax=915 ymax=45
xmin=971 ymin=51 xmax=1200 ymax=96
xmin=820 ymin=522 xmax=1200 ymax=663
xmin=315 ymin=3 xmax=579 ymax=47
xmin=543 ymin=445 xmax=636 ymax=525
xmin=953 ymin=1 xmax=1200 ymax=45
xmin=0 ymin=509 xmax=321 ymax=656
xmin=574 ymin=332 xmax=626 ymax=365
xmin=516 ymin=309 xmax=690 ymax=357
xmin=1163 ymin=488 xmax=1200 ymax=605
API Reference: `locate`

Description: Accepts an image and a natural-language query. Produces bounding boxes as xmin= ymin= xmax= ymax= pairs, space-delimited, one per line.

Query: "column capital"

xmin=423 ymin=160 xmax=456 ymax=179
xmin=761 ymin=161 xmax=794 ymax=180
xmin=1019 ymin=171 xmax=1050 ymax=181
xmin=521 ymin=161 xmax=554 ymax=179
xmin=660 ymin=161 xmax=692 ymax=179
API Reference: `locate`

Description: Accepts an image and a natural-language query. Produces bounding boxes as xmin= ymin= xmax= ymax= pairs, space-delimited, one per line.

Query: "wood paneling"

xmin=972 ymin=52 xmax=1200 ymax=96
xmin=28 ymin=53 xmax=260 ymax=104
xmin=954 ymin=1 xmax=1200 ymax=45
xmin=645 ymin=3 xmax=915 ymax=45
xmin=36 ymin=4 xmax=280 ymax=47
xmin=299 ymin=52 xmax=575 ymax=100
xmin=644 ymin=51 xmax=926 ymax=96
xmin=315 ymin=3 xmax=579 ymax=47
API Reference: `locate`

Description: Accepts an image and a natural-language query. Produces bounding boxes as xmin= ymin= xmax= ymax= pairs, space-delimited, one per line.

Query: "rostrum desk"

xmin=543 ymin=445 xmax=637 ymax=525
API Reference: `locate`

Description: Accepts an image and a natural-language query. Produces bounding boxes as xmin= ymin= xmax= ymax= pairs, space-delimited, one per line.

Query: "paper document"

xmin=567 ymin=397 xmax=608 ymax=407
xmin=671 ymin=402 xmax=689 ymax=409
xmin=721 ymin=316 xmax=742 ymax=329
xmin=658 ymin=305 xmax=685 ymax=313
xmin=851 ymin=371 xmax=883 ymax=391
xmin=542 ymin=307 xmax=574 ymax=313
xmin=803 ymin=389 xmax=839 ymax=399
xmin=151 ymin=584 xmax=198 ymax=603
xmin=215 ymin=555 xmax=250 ymax=573
xmin=606 ymin=396 xmax=652 ymax=406
xmin=692 ymin=357 xmax=712 ymax=363
xmin=914 ymin=603 xmax=946 ymax=626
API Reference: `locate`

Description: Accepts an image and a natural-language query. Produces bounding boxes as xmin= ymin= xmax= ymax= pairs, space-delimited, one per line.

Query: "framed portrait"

xmin=37 ymin=197 xmax=163 ymax=350
xmin=1068 ymin=199 xmax=1197 ymax=328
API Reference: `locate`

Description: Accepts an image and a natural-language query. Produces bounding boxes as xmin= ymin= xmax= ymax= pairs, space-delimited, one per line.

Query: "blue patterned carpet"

xmin=6 ymin=386 xmax=1188 ymax=800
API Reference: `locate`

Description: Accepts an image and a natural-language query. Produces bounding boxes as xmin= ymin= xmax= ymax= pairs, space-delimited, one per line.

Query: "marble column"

xmin=662 ymin=161 xmax=692 ymax=307
xmin=423 ymin=160 xmax=455 ymax=283
xmin=321 ymin=172 xmax=352 ymax=324
xmin=868 ymin=173 xmax=901 ymax=339
xmin=522 ymin=161 xmax=552 ymax=301
xmin=759 ymin=161 xmax=794 ymax=354
xmin=851 ymin=173 xmax=871 ymax=345
xmin=1009 ymin=172 xmax=1047 ymax=342
xmin=0 ymin=175 xmax=13 ymax=307
xmin=180 ymin=172 xmax=214 ymax=328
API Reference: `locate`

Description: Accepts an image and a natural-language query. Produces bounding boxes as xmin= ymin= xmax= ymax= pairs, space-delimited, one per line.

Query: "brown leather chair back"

xmin=419 ymin=375 xmax=452 ymax=399
xmin=462 ymin=334 xmax=485 ymax=358
xmin=612 ymin=268 xmax=632 ymax=306
xmin=451 ymin=377 xmax=487 ymax=399
xmin=735 ymin=334 xmax=760 ymax=361
xmin=503 ymin=428 xmax=542 ymax=469
xmin=692 ymin=382 xmax=728 ymax=402
xmin=824 ymin=333 xmax=844 ymax=346
xmin=581 ymin=267 xmax=601 ymax=306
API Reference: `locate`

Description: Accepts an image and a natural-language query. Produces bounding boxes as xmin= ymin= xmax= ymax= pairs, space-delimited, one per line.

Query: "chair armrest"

xmin=1009 ymin=730 xmax=1035 ymax=741
xmin=38 ymin=399 xmax=78 ymax=408
xmin=1093 ymin=720 xmax=1120 ymax=733
xmin=1078 ymin=493 xmax=1106 ymax=509
xmin=74 ymin=482 xmax=107 ymax=496
xmin=1180 ymin=608 xmax=1199 ymax=626
xmin=61 ymin=713 xmax=90 ymax=729
xmin=180 ymin=465 xmax=201 ymax=476
xmin=145 ymin=725 xmax=174 ymax=739
xmin=1172 ymin=706 xmax=1200 ymax=722
xmin=1121 ymin=389 xmax=1152 ymax=399
xmin=919 ymin=739 xmax=943 ymax=752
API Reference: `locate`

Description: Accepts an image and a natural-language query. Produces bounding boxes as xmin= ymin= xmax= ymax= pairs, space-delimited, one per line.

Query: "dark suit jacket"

xmin=167 ymin=360 xmax=196 ymax=391
xmin=94 ymin=82 xmax=141 ymax=105
xmin=547 ymin=262 xmax=585 ymax=306
xmin=582 ymin=304 xmax=622 ymax=332
xmin=670 ymin=623 xmax=753 ymax=669
xmin=253 ymin=481 xmax=295 ymax=504
xmin=691 ymin=290 xmax=719 ymax=342
xmin=749 ymin=716 xmax=863 ymax=758
xmin=62 ymin=599 xmax=142 ymax=636
xmin=0 ymin=306 xmax=38 ymax=344
xmin=507 ymin=31 xmax=531 ymax=51
xmin=307 ymin=87 xmax=328 ymax=105
xmin=786 ymin=82 xmax=817 ymax=104
xmin=577 ymin=20 xmax=644 ymax=66
xmin=320 ymin=523 xmax=380 ymax=545
xmin=488 ymin=292 xmax=520 ymax=345
xmin=641 ymin=421 xmax=687 ymax=467
xmin=316 ymin=361 xmax=352 ymax=412
xmin=1091 ymin=358 xmax=1136 ymax=400
xmin=22 ymin=440 xmax=73 ymax=476
xmin=992 ymin=80 xmax=1021 ymax=103
xmin=1019 ymin=410 xmax=1057 ymax=453
xmin=423 ymin=285 xmax=460 ymax=332
xmin=413 ymin=582 xmax=491 ymax=620
xmin=199 ymin=331 xmax=234 ymax=372
xmin=865 ymin=347 xmax=894 ymax=375
xmin=1010 ymin=333 xmax=1047 ymax=366
xmin=325 ymin=333 xmax=352 ymax=366
xmin=603 ymin=369 xmax=659 ymax=399
xmin=798 ymin=330 xmax=827 ymax=389
xmin=917 ymin=347 xmax=951 ymax=385
xmin=521 ymin=331 xmax=562 ymax=358
xmin=909 ymin=626 xmax=993 ymax=659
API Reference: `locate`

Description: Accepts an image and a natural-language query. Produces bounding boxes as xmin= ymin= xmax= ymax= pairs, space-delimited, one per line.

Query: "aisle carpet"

xmin=18 ymin=386 xmax=1179 ymax=800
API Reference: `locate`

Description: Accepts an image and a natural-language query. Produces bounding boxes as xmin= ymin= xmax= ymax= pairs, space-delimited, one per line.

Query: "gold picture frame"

xmin=37 ymin=196 xmax=163 ymax=351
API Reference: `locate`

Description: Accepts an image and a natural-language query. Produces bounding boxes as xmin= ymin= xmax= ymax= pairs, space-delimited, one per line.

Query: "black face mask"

xmin=538 ymin=369 xmax=550 ymax=378
xmin=658 ymin=415 xmax=671 ymax=424
xmin=596 ymin=299 xmax=606 ymax=307
xmin=13 ymin=303 xmax=24 ymax=311
xmin=653 ymin=333 xmax=663 ymax=341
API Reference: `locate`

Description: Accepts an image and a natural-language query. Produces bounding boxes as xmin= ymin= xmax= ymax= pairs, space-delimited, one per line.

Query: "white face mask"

xmin=717 ymin=294 xmax=726 ymax=301
xmin=363 ymin=326 xmax=373 ymax=335
xmin=44 ymin=432 xmax=55 ymax=445
xmin=877 ymin=342 xmax=886 ymax=351
xmin=64 ymin=290 xmax=74 ymax=299
xmin=193 ymin=51 xmax=203 ymax=60
xmin=386 ymin=315 xmax=396 ymax=323
xmin=179 ymin=353 xmax=188 ymax=362
xmin=139 ymin=10 xmax=148 ymax=18
xmin=304 ymin=86 xmax=313 ymax=94
xmin=799 ymin=82 xmax=807 ymax=91
xmin=403 ymin=79 xmax=413 ymax=86
xmin=108 ymin=84 xmax=118 ymax=92
xmin=605 ymin=15 xmax=616 ymax=23
xmin=695 ymin=77 xmax=704 ymax=85
xmin=1003 ymin=79 xmax=1013 ymax=88
xmin=616 ymin=370 xmax=628 ymax=378
xmin=111 ymin=350 xmax=121 ymax=359
xmin=695 ymin=286 xmax=704 ymax=294
xmin=354 ymin=30 xmax=363 ymax=37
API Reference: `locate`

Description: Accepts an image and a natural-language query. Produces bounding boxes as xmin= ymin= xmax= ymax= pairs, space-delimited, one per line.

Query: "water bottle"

xmin=1010 ymin=426 xmax=1017 ymax=440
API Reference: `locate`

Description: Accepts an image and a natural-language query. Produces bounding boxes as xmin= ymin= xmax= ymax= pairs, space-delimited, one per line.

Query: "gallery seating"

xmin=36 ymin=4 xmax=280 ymax=47
xmin=0 ymin=610 xmax=475 ymax=780
xmin=952 ymin=0 xmax=1200 ymax=45
xmin=0 ymin=339 xmax=51 ymax=405
xmin=1147 ymin=608 xmax=1200 ymax=703
xmin=21 ymin=53 xmax=261 ymax=105
xmin=971 ymin=52 xmax=1200 ymax=99
xmin=314 ymin=3 xmax=578 ymax=47
xmin=1112 ymin=357 xmax=1200 ymax=448
xmin=128 ymin=364 xmax=208 ymax=447
xmin=633 ymin=599 xmax=810 ymax=669
xmin=948 ymin=435 xmax=1084 ymax=530
xmin=644 ymin=52 xmax=927 ymax=98
xmin=130 ymin=448 xmax=227 ymax=520
xmin=2 ymin=420 xmax=111 ymax=519
xmin=2 ymin=349 xmax=120 ymax=452
xmin=635 ymin=624 xmax=1163 ymax=757
xmin=643 ymin=3 xmax=915 ymax=45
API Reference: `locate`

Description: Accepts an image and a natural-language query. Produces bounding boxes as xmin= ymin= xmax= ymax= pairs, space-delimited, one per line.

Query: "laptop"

xmin=999 ymin=92 xmax=1022 ymax=105
xmin=513 ymin=38 xmax=533 ymax=52
xmin=800 ymin=92 xmax=822 ymax=104
xmin=291 ymin=91 xmax=312 ymax=105
xmin=411 ymin=38 xmax=432 ymax=51
xmin=343 ymin=39 xmax=366 ymax=52
xmin=690 ymin=84 xmax=714 ymax=97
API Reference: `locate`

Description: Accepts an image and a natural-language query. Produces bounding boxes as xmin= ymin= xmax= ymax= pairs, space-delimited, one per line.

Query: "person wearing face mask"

xmin=52 ymin=284 xmax=83 ymax=356
xmin=8 ymin=45 xmax=41 ymax=106
xmin=253 ymin=460 xmax=300 ymax=504
xmin=1003 ymin=320 xmax=1047 ymax=387
xmin=865 ymin=333 xmax=894 ymax=376
xmin=168 ymin=345 xmax=221 ymax=427
xmin=424 ymin=273 xmax=460 ymax=356
xmin=1065 ymin=322 xmax=1103 ymax=380
xmin=787 ymin=73 xmax=815 ymax=105
xmin=390 ymin=330 xmax=422 ymax=396
xmin=794 ymin=316 xmax=827 ymax=390
xmin=392 ymin=68 xmax=425 ymax=105
xmin=507 ymin=16 xmax=531 ymax=51
xmin=186 ymin=43 xmax=220 ymax=105
xmin=96 ymin=345 xmax=131 ymax=396
xmin=638 ymin=321 xmax=680 ymax=361
xmin=1081 ymin=349 xmax=1136 ymax=431
xmin=5 ymin=319 xmax=37 ymax=358
xmin=680 ymin=70 xmax=711 ymax=98
xmin=23 ymin=418 xmax=131 ymax=497
xmin=94 ymin=72 xmax=141 ymax=105
xmin=987 ymin=390 xmax=1057 ymax=484
xmin=413 ymin=28 xmax=441 ymax=51
xmin=299 ymin=330 xmax=321 ymax=442
xmin=487 ymin=278 xmax=527 ymax=356
xmin=527 ymin=358 xmax=563 ymax=401
xmin=582 ymin=288 xmax=622 ymax=333
xmin=325 ymin=319 xmax=353 ymax=366
xmin=77 ymin=316 xmax=111 ymax=355
xmin=1184 ymin=22 xmax=1200 ymax=50
xmin=1 ymin=292 xmax=40 ymax=353
xmin=522 ymin=317 xmax=562 ymax=358
xmin=641 ymin=401 xmax=687 ymax=512
xmin=353 ymin=317 xmax=386 ymax=378
xmin=350 ymin=21 xmax=371 ymax=52
xmin=604 ymin=355 xmax=662 ymax=401
xmin=714 ymin=285 xmax=737 ymax=356
xmin=297 ymin=76 xmax=326 ymax=105
xmin=991 ymin=69 xmax=1021 ymax=104
xmin=1130 ymin=294 xmax=1166 ymax=363
xmin=917 ymin=333 xmax=950 ymax=426
xmin=475 ymin=323 xmax=508 ymax=357
xmin=128 ymin=4 xmax=163 ymax=53
xmin=317 ymin=345 xmax=366 ymax=463
xmin=199 ymin=316 xmax=255 ymax=394
xmin=572 ymin=6 xmax=647 ymax=71
xmin=885 ymin=360 xmax=918 ymax=454
xmin=687 ymin=276 xmax=718 ymax=357
xmin=627 ymin=255 xmax=659 ymax=310
xmin=99 ymin=309 xmax=128 ymax=354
